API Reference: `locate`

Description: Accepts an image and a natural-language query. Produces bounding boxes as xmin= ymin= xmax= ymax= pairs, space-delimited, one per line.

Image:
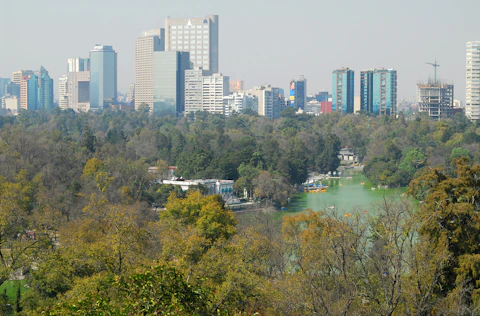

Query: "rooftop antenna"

xmin=426 ymin=60 xmax=440 ymax=85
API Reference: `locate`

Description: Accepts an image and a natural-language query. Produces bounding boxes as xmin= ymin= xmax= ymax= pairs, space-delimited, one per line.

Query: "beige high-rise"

xmin=12 ymin=70 xmax=33 ymax=85
xmin=165 ymin=15 xmax=218 ymax=74
xmin=134 ymin=29 xmax=165 ymax=111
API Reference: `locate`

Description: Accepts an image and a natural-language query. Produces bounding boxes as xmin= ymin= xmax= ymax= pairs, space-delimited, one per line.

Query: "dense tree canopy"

xmin=0 ymin=108 xmax=474 ymax=313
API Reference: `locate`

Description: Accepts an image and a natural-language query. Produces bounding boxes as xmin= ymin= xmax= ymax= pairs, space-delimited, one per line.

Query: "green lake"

xmin=283 ymin=170 xmax=406 ymax=216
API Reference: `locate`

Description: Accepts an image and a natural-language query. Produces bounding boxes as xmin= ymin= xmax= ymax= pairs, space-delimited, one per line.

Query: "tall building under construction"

xmin=417 ymin=82 xmax=454 ymax=120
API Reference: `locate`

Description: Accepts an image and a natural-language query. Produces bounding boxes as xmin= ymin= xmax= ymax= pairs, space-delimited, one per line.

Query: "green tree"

xmin=408 ymin=158 xmax=480 ymax=304
xmin=315 ymin=133 xmax=341 ymax=173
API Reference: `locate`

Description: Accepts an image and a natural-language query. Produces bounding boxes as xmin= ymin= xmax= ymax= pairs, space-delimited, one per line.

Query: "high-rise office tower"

xmin=58 ymin=75 xmax=68 ymax=110
xmin=67 ymin=56 xmax=90 ymax=112
xmin=165 ymin=15 xmax=219 ymax=74
xmin=272 ymin=87 xmax=285 ymax=118
xmin=38 ymin=66 xmax=54 ymax=110
xmin=417 ymin=83 xmax=454 ymax=121
xmin=12 ymin=70 xmax=34 ymax=85
xmin=6 ymin=82 xmax=20 ymax=98
xmin=360 ymin=70 xmax=373 ymax=112
xmin=68 ymin=72 xmax=90 ymax=112
xmin=466 ymin=41 xmax=480 ymax=121
xmin=332 ymin=68 xmax=354 ymax=113
xmin=134 ymin=29 xmax=165 ymax=111
xmin=18 ymin=66 xmax=53 ymax=111
xmin=20 ymin=74 xmax=38 ymax=110
xmin=89 ymin=45 xmax=117 ymax=111
xmin=68 ymin=58 xmax=90 ymax=72
xmin=360 ymin=68 xmax=397 ymax=115
xmin=289 ymin=76 xmax=307 ymax=109
xmin=0 ymin=78 xmax=10 ymax=99
xmin=152 ymin=51 xmax=190 ymax=115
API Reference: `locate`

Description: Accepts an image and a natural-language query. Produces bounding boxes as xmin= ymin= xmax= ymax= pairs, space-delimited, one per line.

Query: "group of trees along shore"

xmin=0 ymin=107 xmax=476 ymax=314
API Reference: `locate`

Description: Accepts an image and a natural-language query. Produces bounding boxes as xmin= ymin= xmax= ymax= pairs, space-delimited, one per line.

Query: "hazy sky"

xmin=1 ymin=0 xmax=479 ymax=102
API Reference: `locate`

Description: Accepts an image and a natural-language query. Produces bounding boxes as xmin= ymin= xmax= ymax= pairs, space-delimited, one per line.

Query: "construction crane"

xmin=426 ymin=60 xmax=440 ymax=85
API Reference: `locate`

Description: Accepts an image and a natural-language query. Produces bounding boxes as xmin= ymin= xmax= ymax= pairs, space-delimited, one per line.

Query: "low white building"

xmin=338 ymin=148 xmax=358 ymax=163
xmin=162 ymin=178 xmax=234 ymax=200
xmin=3 ymin=96 xmax=20 ymax=115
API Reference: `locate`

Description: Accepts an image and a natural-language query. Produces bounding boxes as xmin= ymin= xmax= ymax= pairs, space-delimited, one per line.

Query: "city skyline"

xmin=1 ymin=0 xmax=480 ymax=102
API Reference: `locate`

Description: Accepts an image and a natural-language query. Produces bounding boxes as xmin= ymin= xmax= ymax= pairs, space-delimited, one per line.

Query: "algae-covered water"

xmin=282 ymin=170 xmax=406 ymax=216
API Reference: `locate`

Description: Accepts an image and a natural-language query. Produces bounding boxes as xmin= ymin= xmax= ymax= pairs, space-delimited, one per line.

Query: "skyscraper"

xmin=332 ymin=68 xmax=354 ymax=113
xmin=18 ymin=67 xmax=53 ymax=111
xmin=360 ymin=70 xmax=373 ymax=112
xmin=0 ymin=78 xmax=10 ymax=99
xmin=20 ymin=74 xmax=38 ymax=111
xmin=134 ymin=29 xmax=165 ymax=111
xmin=289 ymin=76 xmax=307 ymax=109
xmin=89 ymin=45 xmax=117 ymax=111
xmin=68 ymin=58 xmax=90 ymax=72
xmin=466 ymin=41 xmax=480 ymax=121
xmin=6 ymin=82 xmax=20 ymax=98
xmin=67 ymin=56 xmax=90 ymax=112
xmin=68 ymin=71 xmax=90 ymax=112
xmin=38 ymin=66 xmax=54 ymax=110
xmin=12 ymin=70 xmax=34 ymax=85
xmin=58 ymin=75 xmax=68 ymax=110
xmin=165 ymin=15 xmax=219 ymax=74
xmin=200 ymin=73 xmax=229 ymax=114
xmin=152 ymin=51 xmax=190 ymax=115
xmin=360 ymin=68 xmax=397 ymax=115
xmin=185 ymin=68 xmax=210 ymax=113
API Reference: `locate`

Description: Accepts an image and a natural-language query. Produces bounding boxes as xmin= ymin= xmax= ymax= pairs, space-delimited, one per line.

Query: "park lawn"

xmin=0 ymin=280 xmax=26 ymax=303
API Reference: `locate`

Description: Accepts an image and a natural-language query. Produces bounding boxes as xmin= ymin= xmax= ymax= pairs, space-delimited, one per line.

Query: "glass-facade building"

xmin=153 ymin=51 xmax=190 ymax=115
xmin=361 ymin=68 xmax=397 ymax=115
xmin=289 ymin=76 xmax=307 ymax=110
xmin=332 ymin=68 xmax=354 ymax=113
xmin=360 ymin=70 xmax=373 ymax=112
xmin=0 ymin=78 xmax=10 ymax=99
xmin=27 ymin=75 xmax=39 ymax=110
xmin=89 ymin=45 xmax=117 ymax=111
xmin=38 ymin=66 xmax=54 ymax=110
xmin=6 ymin=82 xmax=20 ymax=98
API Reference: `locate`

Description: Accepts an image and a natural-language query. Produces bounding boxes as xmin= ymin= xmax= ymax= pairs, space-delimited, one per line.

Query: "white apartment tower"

xmin=466 ymin=41 xmax=480 ymax=121
xmin=184 ymin=69 xmax=229 ymax=114
xmin=134 ymin=29 xmax=165 ymax=111
xmin=58 ymin=75 xmax=68 ymax=110
xmin=202 ymin=73 xmax=229 ymax=114
xmin=165 ymin=15 xmax=219 ymax=74
xmin=185 ymin=68 xmax=209 ymax=113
